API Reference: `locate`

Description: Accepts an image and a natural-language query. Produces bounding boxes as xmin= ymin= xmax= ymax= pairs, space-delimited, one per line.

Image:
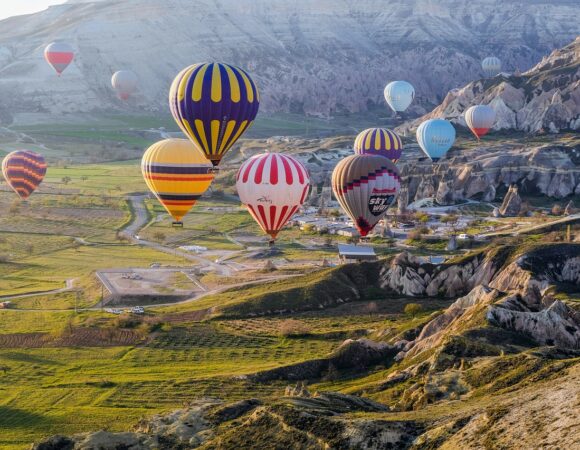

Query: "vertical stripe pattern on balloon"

xmin=169 ymin=63 xmax=260 ymax=166
xmin=354 ymin=128 xmax=403 ymax=162
xmin=236 ymin=153 xmax=310 ymax=240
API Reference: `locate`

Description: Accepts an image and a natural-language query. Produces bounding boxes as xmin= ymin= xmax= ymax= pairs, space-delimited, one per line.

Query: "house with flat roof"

xmin=337 ymin=244 xmax=377 ymax=264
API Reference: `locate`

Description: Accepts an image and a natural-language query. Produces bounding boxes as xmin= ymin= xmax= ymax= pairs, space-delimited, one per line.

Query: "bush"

xmin=404 ymin=303 xmax=423 ymax=318
xmin=153 ymin=231 xmax=166 ymax=242
xmin=551 ymin=204 xmax=563 ymax=216
xmin=278 ymin=319 xmax=312 ymax=337
xmin=113 ymin=314 xmax=142 ymax=329
xmin=407 ymin=230 xmax=423 ymax=241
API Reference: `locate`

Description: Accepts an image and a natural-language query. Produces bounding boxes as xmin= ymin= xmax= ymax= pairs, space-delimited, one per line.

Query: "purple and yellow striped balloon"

xmin=2 ymin=150 xmax=47 ymax=200
xmin=354 ymin=128 xmax=403 ymax=162
xmin=169 ymin=63 xmax=260 ymax=167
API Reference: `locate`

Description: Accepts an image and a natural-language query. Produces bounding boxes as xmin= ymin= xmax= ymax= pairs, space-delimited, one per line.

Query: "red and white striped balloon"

xmin=465 ymin=105 xmax=496 ymax=140
xmin=236 ymin=153 xmax=310 ymax=241
xmin=44 ymin=42 xmax=74 ymax=76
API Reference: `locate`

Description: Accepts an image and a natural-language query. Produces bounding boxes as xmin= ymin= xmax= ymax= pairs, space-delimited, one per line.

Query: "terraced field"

xmin=0 ymin=317 xmax=346 ymax=449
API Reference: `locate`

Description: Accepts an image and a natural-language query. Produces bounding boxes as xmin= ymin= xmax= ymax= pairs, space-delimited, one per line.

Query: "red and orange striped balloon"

xmin=2 ymin=151 xmax=47 ymax=200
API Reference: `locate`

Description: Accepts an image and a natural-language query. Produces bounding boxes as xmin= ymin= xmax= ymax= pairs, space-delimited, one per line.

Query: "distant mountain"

xmin=408 ymin=36 xmax=580 ymax=133
xmin=0 ymin=0 xmax=579 ymax=123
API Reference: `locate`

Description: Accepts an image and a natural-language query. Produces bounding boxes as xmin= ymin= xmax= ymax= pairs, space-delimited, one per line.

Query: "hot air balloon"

xmin=1 ymin=151 xmax=47 ymax=200
xmin=465 ymin=105 xmax=496 ymax=140
xmin=332 ymin=154 xmax=400 ymax=237
xmin=236 ymin=153 xmax=310 ymax=244
xmin=416 ymin=119 xmax=456 ymax=162
xmin=141 ymin=139 xmax=214 ymax=225
xmin=384 ymin=81 xmax=415 ymax=113
xmin=169 ymin=63 xmax=260 ymax=167
xmin=111 ymin=70 xmax=138 ymax=100
xmin=354 ymin=128 xmax=403 ymax=162
xmin=482 ymin=56 xmax=501 ymax=77
xmin=44 ymin=42 xmax=74 ymax=76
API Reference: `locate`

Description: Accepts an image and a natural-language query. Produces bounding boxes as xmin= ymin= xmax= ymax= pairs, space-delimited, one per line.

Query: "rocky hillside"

xmin=406 ymin=36 xmax=580 ymax=134
xmin=33 ymin=242 xmax=580 ymax=449
xmin=232 ymin=133 xmax=580 ymax=204
xmin=1 ymin=0 xmax=579 ymax=123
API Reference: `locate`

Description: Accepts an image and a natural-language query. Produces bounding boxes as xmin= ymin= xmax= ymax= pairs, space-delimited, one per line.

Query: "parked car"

xmin=131 ymin=306 xmax=145 ymax=314
xmin=457 ymin=233 xmax=473 ymax=240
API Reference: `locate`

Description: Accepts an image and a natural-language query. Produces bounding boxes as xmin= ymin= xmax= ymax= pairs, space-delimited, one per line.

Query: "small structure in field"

xmin=337 ymin=244 xmax=377 ymax=264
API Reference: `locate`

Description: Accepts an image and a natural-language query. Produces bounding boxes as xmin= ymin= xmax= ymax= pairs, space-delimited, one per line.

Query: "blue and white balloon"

xmin=416 ymin=119 xmax=456 ymax=162
xmin=482 ymin=57 xmax=501 ymax=77
xmin=384 ymin=81 xmax=415 ymax=113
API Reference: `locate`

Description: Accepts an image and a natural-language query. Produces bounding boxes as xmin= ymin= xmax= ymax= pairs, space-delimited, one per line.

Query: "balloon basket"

xmin=172 ymin=221 xmax=184 ymax=228
xmin=268 ymin=239 xmax=275 ymax=247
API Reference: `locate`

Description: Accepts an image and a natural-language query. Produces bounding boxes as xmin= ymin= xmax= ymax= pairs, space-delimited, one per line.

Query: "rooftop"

xmin=337 ymin=244 xmax=376 ymax=257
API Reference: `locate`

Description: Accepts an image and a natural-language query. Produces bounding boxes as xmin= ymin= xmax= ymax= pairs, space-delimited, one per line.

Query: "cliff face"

xmin=386 ymin=244 xmax=580 ymax=356
xmin=0 ymin=0 xmax=579 ymax=122
xmin=398 ymin=139 xmax=580 ymax=203
xmin=406 ymin=37 xmax=580 ymax=134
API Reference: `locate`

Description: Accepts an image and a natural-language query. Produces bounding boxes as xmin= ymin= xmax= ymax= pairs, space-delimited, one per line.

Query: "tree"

xmin=551 ymin=204 xmax=563 ymax=216
xmin=61 ymin=176 xmax=72 ymax=185
xmin=80 ymin=176 xmax=88 ymax=182
xmin=440 ymin=214 xmax=460 ymax=235
xmin=404 ymin=303 xmax=423 ymax=318
xmin=153 ymin=231 xmax=166 ymax=242
xmin=24 ymin=243 xmax=34 ymax=256
xmin=414 ymin=212 xmax=430 ymax=224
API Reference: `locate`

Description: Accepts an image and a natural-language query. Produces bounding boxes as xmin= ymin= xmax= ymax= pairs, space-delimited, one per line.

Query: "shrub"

xmin=114 ymin=314 xmax=142 ymax=329
xmin=404 ymin=303 xmax=423 ymax=318
xmin=551 ymin=204 xmax=563 ymax=216
xmin=153 ymin=231 xmax=166 ymax=242
xmin=278 ymin=319 xmax=312 ymax=337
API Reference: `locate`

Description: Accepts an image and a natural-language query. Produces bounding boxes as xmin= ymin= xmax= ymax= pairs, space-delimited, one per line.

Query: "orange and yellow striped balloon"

xmin=141 ymin=139 xmax=214 ymax=222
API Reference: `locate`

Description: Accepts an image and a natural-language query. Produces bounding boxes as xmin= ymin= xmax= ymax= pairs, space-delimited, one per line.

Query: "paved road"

xmin=122 ymin=195 xmax=232 ymax=276
xmin=483 ymin=213 xmax=580 ymax=237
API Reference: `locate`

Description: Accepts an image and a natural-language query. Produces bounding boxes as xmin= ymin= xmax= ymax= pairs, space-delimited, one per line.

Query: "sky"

xmin=0 ymin=0 xmax=67 ymax=20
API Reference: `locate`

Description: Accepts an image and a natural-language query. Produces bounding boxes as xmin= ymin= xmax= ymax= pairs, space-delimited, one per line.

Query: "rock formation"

xmin=1 ymin=1 xmax=579 ymax=121
xmin=404 ymin=36 xmax=580 ymax=134
xmin=499 ymin=184 xmax=522 ymax=216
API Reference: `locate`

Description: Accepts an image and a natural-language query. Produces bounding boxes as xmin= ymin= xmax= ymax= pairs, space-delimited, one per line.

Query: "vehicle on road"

xmin=131 ymin=306 xmax=144 ymax=314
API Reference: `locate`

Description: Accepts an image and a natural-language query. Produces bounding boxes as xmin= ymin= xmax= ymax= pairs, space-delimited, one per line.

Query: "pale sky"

xmin=0 ymin=0 xmax=67 ymax=20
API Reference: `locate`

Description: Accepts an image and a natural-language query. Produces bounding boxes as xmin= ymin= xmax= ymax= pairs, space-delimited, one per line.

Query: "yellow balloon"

xmin=141 ymin=139 xmax=214 ymax=222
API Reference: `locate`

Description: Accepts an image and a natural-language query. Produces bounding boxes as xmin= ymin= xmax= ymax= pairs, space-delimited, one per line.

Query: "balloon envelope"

xmin=236 ymin=153 xmax=310 ymax=240
xmin=2 ymin=150 xmax=47 ymax=200
xmin=44 ymin=42 xmax=74 ymax=75
xmin=112 ymin=70 xmax=138 ymax=100
xmin=384 ymin=81 xmax=415 ymax=112
xmin=465 ymin=105 xmax=495 ymax=140
xmin=416 ymin=119 xmax=456 ymax=162
xmin=482 ymin=56 xmax=501 ymax=77
xmin=332 ymin=154 xmax=400 ymax=237
xmin=169 ymin=62 xmax=260 ymax=167
xmin=354 ymin=128 xmax=403 ymax=162
xmin=141 ymin=139 xmax=214 ymax=222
